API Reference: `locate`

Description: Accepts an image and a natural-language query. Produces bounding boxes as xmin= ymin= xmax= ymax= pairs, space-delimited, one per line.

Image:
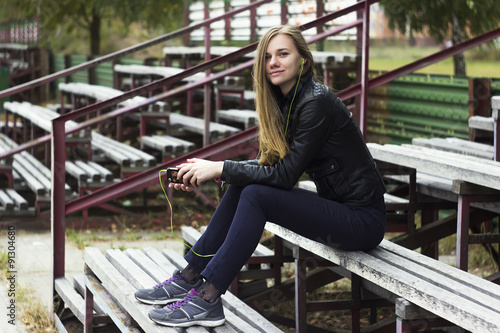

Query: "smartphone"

xmin=166 ymin=167 xmax=183 ymax=184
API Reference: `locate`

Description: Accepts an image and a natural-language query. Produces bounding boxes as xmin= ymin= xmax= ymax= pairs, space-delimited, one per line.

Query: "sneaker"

xmin=148 ymin=289 xmax=225 ymax=327
xmin=135 ymin=269 xmax=203 ymax=305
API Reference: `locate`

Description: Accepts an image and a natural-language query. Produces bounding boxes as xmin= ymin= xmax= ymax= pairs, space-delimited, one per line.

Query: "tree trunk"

xmin=451 ymin=11 xmax=466 ymax=76
xmin=89 ymin=9 xmax=101 ymax=56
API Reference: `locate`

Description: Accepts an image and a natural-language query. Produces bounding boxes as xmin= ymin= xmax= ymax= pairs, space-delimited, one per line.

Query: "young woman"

xmin=135 ymin=25 xmax=387 ymax=328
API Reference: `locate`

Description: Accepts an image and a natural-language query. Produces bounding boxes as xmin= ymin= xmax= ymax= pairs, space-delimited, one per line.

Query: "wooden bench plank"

xmin=368 ymin=143 xmax=500 ymax=191
xmin=85 ymin=274 xmax=142 ymax=332
xmin=160 ymin=247 xmax=282 ymax=333
xmin=140 ymin=135 xmax=195 ymax=156
xmin=412 ymin=137 xmax=494 ymax=160
xmin=90 ymin=246 xmax=277 ymax=332
xmin=169 ymin=113 xmax=241 ymax=138
xmin=370 ymin=246 xmax=500 ymax=312
xmin=217 ymin=110 xmax=257 ymax=129
xmin=0 ymin=190 xmax=14 ymax=210
xmin=55 ymin=277 xmax=88 ymax=323
xmin=118 ymin=247 xmax=262 ymax=332
xmin=86 ymin=161 xmax=114 ymax=182
xmin=5 ymin=189 xmax=27 ymax=210
xmin=379 ymin=240 xmax=500 ymax=301
xmin=84 ymin=247 xmax=179 ymax=332
xmin=106 ymin=249 xmax=157 ymax=290
xmin=73 ymin=275 xmax=106 ymax=315
xmin=265 ymin=222 xmax=500 ymax=332
xmin=469 ymin=115 xmax=494 ymax=131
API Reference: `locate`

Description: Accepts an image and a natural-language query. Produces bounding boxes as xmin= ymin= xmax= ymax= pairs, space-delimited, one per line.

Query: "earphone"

xmin=283 ymin=57 xmax=305 ymax=141
xmin=159 ymin=169 xmax=216 ymax=258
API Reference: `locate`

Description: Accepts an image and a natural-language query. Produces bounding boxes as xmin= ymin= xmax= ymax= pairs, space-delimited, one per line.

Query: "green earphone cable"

xmin=280 ymin=59 xmax=305 ymax=163
xmin=159 ymin=169 xmax=215 ymax=258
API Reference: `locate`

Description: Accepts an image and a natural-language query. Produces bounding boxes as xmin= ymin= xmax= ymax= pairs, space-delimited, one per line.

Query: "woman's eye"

xmin=280 ymin=52 xmax=288 ymax=57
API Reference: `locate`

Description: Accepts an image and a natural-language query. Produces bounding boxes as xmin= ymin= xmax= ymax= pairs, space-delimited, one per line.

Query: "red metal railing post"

xmin=359 ymin=0 xmax=370 ymax=137
xmin=51 ymin=118 xmax=66 ymax=316
xmin=204 ymin=0 xmax=212 ymax=147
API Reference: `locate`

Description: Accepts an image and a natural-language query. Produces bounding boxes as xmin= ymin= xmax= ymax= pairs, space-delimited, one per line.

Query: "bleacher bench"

xmin=58 ymin=82 xmax=168 ymax=112
xmin=0 ymin=133 xmax=72 ymax=205
xmin=179 ymin=195 xmax=500 ymax=332
xmin=0 ymin=188 xmax=30 ymax=217
xmin=264 ymin=221 xmax=500 ymax=332
xmin=217 ymin=109 xmax=257 ymax=129
xmin=4 ymin=101 xmax=157 ymax=177
xmin=412 ymin=137 xmax=494 ymax=160
xmin=140 ymin=135 xmax=195 ymax=161
xmin=468 ymin=95 xmax=499 ymax=161
xmin=69 ymin=245 xmax=284 ymax=332
xmin=65 ymin=160 xmax=116 ymax=192
xmin=169 ymin=113 xmax=241 ymax=141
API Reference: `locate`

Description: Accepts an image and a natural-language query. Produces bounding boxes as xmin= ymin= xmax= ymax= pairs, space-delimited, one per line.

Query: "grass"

xmin=321 ymin=41 xmax=500 ymax=78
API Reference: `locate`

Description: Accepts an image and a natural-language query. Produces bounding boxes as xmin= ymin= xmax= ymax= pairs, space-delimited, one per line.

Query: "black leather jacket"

xmin=221 ymin=71 xmax=386 ymax=206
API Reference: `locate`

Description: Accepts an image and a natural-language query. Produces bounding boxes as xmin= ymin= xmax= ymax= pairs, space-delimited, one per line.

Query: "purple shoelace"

xmin=166 ymin=289 xmax=199 ymax=310
xmin=153 ymin=274 xmax=184 ymax=289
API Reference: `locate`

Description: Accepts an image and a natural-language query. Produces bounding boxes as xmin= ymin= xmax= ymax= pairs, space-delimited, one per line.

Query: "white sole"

xmin=151 ymin=317 xmax=226 ymax=327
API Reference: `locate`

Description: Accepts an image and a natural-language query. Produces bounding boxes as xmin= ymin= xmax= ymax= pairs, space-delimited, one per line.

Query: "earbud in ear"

xmin=301 ymin=58 xmax=304 ymax=68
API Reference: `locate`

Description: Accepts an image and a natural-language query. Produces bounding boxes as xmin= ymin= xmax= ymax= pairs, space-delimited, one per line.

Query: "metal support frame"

xmin=456 ymin=194 xmax=500 ymax=271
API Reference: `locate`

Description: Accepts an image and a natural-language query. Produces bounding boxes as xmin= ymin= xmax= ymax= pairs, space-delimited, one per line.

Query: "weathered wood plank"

xmin=73 ymin=275 xmax=106 ymax=315
xmin=161 ymin=247 xmax=282 ymax=333
xmin=105 ymin=249 xmax=157 ymax=290
xmin=55 ymin=277 xmax=88 ymax=323
xmin=370 ymin=246 xmax=500 ymax=312
xmin=85 ymin=273 xmax=142 ymax=333
xmin=84 ymin=247 xmax=178 ymax=332
xmin=469 ymin=116 xmax=494 ymax=131
xmin=395 ymin=298 xmax=438 ymax=320
xmin=412 ymin=137 xmax=493 ymax=160
xmin=379 ymin=240 xmax=500 ymax=300
xmin=368 ymin=143 xmax=500 ymax=191
xmin=265 ymin=222 xmax=500 ymax=332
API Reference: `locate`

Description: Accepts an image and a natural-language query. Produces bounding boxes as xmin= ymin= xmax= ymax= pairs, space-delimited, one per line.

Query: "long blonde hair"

xmin=253 ymin=25 xmax=315 ymax=166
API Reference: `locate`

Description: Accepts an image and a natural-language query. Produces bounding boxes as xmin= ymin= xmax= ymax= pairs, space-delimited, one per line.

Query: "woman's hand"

xmin=168 ymin=158 xmax=224 ymax=191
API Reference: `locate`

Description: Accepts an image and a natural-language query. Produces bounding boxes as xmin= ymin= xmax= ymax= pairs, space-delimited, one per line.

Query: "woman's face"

xmin=265 ymin=34 xmax=303 ymax=95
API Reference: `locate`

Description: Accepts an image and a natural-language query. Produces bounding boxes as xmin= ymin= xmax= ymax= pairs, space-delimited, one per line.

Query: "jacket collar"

xmin=272 ymin=70 xmax=314 ymax=109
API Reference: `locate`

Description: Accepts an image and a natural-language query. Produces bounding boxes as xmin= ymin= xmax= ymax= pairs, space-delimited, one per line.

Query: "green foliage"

xmin=380 ymin=0 xmax=500 ymax=43
xmin=0 ymin=0 xmax=184 ymax=55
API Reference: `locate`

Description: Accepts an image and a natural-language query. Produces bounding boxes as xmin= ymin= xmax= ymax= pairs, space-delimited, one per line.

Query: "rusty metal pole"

xmin=51 ymin=118 xmax=66 ymax=317
xmin=204 ymin=0 xmax=212 ymax=147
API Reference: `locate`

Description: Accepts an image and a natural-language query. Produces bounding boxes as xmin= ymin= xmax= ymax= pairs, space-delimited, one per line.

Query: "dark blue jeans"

xmin=184 ymin=184 xmax=386 ymax=293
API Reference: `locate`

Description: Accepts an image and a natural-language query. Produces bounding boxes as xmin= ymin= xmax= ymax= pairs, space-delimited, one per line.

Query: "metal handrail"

xmin=0 ymin=0 xmax=273 ymax=100
xmin=0 ymin=0 xmax=370 ymax=161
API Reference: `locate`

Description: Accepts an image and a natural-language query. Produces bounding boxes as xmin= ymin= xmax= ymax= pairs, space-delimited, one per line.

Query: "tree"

xmin=0 ymin=0 xmax=184 ymax=56
xmin=379 ymin=0 xmax=500 ymax=76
